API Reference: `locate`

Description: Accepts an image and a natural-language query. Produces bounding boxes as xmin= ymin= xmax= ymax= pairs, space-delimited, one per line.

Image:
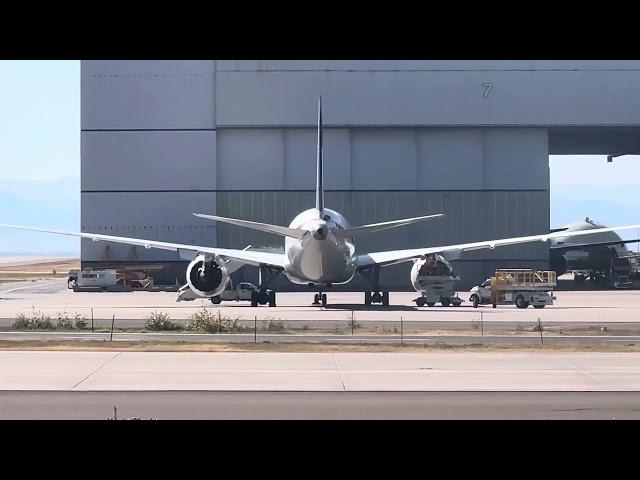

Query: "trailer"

xmin=469 ymin=269 xmax=556 ymax=309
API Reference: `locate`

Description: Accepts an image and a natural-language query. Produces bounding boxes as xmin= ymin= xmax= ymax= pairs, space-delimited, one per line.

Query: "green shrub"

xmin=262 ymin=316 xmax=285 ymax=331
xmin=144 ymin=311 xmax=177 ymax=331
xmin=186 ymin=308 xmax=243 ymax=333
xmin=56 ymin=311 xmax=75 ymax=330
xmin=13 ymin=309 xmax=87 ymax=330
xmin=13 ymin=313 xmax=32 ymax=330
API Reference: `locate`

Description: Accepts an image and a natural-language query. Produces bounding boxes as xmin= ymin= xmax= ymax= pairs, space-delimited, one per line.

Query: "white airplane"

xmin=3 ymin=97 xmax=640 ymax=307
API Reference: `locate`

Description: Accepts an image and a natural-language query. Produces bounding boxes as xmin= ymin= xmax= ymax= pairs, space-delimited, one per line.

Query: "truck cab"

xmin=469 ymin=279 xmax=492 ymax=308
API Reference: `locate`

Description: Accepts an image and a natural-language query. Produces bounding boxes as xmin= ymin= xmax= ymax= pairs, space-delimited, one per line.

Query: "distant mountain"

xmin=0 ymin=177 xmax=80 ymax=255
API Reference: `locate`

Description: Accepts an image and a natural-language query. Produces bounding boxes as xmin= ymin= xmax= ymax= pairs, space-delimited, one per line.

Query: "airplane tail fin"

xmin=316 ymin=96 xmax=324 ymax=217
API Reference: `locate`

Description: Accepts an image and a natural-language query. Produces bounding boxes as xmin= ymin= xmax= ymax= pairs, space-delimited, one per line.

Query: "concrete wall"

xmin=82 ymin=60 xmax=640 ymax=290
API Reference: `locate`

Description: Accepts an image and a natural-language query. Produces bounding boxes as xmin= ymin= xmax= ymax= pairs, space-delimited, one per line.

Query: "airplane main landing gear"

xmin=361 ymin=266 xmax=390 ymax=307
xmin=365 ymin=290 xmax=389 ymax=306
xmin=313 ymin=292 xmax=327 ymax=306
xmin=251 ymin=289 xmax=276 ymax=307
xmin=250 ymin=265 xmax=281 ymax=307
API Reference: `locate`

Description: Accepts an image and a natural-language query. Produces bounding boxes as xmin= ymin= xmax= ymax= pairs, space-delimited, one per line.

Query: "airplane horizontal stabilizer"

xmin=193 ymin=213 xmax=306 ymax=239
xmin=337 ymin=213 xmax=445 ymax=238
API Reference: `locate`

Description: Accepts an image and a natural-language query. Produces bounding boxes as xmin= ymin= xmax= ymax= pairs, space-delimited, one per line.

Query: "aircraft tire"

xmin=321 ymin=293 xmax=327 ymax=306
xmin=268 ymin=291 xmax=276 ymax=307
xmin=365 ymin=292 xmax=372 ymax=306
xmin=382 ymin=291 xmax=389 ymax=307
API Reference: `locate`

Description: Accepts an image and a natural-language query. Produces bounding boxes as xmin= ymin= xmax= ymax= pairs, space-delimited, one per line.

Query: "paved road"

xmin=3 ymin=351 xmax=640 ymax=391
xmin=1 ymin=330 xmax=638 ymax=346
xmin=1 ymin=391 xmax=639 ymax=419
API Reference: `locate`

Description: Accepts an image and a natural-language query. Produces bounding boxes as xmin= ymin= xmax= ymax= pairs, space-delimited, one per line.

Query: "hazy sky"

xmin=0 ymin=60 xmax=79 ymax=182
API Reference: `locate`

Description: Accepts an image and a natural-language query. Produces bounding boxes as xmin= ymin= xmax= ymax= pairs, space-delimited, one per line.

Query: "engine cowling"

xmin=410 ymin=254 xmax=456 ymax=291
xmin=186 ymin=254 xmax=230 ymax=298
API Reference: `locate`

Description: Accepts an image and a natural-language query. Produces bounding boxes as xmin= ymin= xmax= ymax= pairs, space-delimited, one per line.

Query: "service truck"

xmin=469 ymin=269 xmax=556 ymax=309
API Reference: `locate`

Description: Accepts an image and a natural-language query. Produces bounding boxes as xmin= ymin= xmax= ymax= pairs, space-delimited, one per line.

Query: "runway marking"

xmin=0 ymin=280 xmax=65 ymax=294
xmin=71 ymin=352 xmax=122 ymax=390
xmin=331 ymin=353 xmax=346 ymax=391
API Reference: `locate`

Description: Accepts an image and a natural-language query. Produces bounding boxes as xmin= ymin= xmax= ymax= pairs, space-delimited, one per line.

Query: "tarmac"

xmin=3 ymin=351 xmax=640 ymax=391
xmin=2 ymin=391 xmax=640 ymax=419
xmin=2 ymin=279 xmax=640 ymax=326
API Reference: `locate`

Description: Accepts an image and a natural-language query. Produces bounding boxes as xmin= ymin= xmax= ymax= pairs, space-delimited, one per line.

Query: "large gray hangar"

xmin=81 ymin=60 xmax=640 ymax=290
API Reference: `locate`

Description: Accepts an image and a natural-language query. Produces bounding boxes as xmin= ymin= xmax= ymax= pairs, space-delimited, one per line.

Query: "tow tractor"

xmin=469 ymin=269 xmax=556 ymax=309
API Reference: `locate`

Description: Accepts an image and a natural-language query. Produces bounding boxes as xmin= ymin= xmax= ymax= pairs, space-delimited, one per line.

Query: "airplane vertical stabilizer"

xmin=316 ymin=96 xmax=324 ymax=217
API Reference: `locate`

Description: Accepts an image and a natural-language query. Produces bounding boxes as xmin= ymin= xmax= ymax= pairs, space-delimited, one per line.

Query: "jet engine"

xmin=410 ymin=254 xmax=456 ymax=291
xmin=186 ymin=254 xmax=230 ymax=298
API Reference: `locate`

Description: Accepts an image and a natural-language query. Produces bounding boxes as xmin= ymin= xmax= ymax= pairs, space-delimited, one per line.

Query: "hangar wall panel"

xmin=216 ymin=60 xmax=640 ymax=71
xmin=350 ymin=130 xmax=418 ymax=189
xmin=81 ymin=131 xmax=217 ymax=191
xmin=82 ymin=60 xmax=216 ymax=130
xmin=81 ymin=192 xmax=217 ymax=262
xmin=283 ymin=129 xmax=351 ymax=189
xmin=216 ymin=129 xmax=284 ymax=190
xmin=216 ymin=70 xmax=640 ymax=127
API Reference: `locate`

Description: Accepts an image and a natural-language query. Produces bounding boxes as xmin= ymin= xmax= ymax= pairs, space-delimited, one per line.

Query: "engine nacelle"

xmin=411 ymin=254 xmax=456 ymax=291
xmin=186 ymin=254 xmax=230 ymax=298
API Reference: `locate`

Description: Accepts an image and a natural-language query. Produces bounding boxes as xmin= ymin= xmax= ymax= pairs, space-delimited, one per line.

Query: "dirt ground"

xmin=1 ymin=339 xmax=639 ymax=353
xmin=0 ymin=258 xmax=79 ymax=283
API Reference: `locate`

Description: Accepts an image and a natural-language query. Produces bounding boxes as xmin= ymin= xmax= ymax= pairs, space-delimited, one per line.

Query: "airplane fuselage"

xmin=283 ymin=208 xmax=357 ymax=285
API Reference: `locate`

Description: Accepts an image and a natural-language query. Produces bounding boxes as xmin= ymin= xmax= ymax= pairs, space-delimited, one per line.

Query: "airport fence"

xmin=5 ymin=304 xmax=640 ymax=344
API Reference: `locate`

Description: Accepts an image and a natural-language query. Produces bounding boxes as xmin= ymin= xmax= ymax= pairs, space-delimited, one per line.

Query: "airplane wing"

xmin=356 ymin=223 xmax=640 ymax=269
xmin=550 ymin=238 xmax=640 ymax=253
xmin=0 ymin=224 xmax=287 ymax=268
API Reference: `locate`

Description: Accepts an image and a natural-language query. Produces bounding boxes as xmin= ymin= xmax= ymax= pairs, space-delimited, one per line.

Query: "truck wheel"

xmin=251 ymin=291 xmax=258 ymax=307
xmin=415 ymin=297 xmax=426 ymax=307
xmin=426 ymin=302 xmax=435 ymax=307
xmin=441 ymin=299 xmax=451 ymax=307
xmin=533 ymin=304 xmax=545 ymax=309
xmin=472 ymin=296 xmax=479 ymax=308
xmin=515 ymin=295 xmax=529 ymax=309
xmin=211 ymin=296 xmax=221 ymax=305
xmin=453 ymin=302 xmax=462 ymax=307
